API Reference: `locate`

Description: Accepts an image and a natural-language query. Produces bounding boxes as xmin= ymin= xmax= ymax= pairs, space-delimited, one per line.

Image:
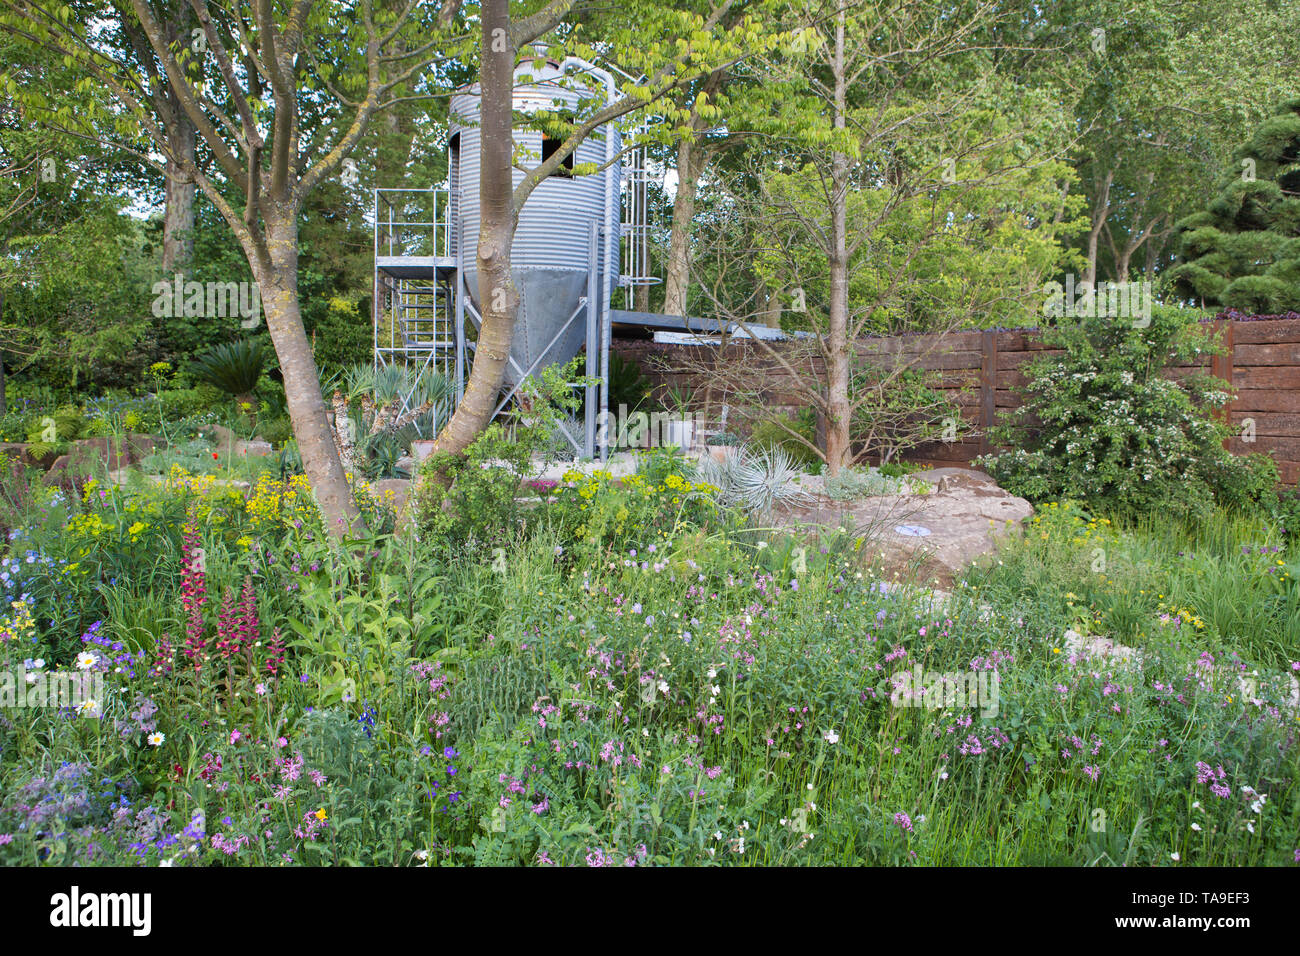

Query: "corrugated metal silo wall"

xmin=451 ymin=83 xmax=621 ymax=387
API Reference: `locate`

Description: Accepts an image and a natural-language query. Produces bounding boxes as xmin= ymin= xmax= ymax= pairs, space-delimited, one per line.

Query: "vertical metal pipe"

xmin=455 ymin=211 xmax=466 ymax=404
xmin=585 ymin=222 xmax=599 ymax=458
xmin=599 ymin=126 xmax=616 ymax=463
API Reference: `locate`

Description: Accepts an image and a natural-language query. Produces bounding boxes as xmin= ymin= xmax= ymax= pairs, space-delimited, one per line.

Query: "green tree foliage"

xmin=1168 ymin=98 xmax=1300 ymax=313
xmin=0 ymin=32 xmax=151 ymax=395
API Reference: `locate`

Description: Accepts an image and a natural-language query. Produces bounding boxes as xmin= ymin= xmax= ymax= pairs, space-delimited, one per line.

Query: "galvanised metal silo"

xmin=449 ymin=55 xmax=621 ymax=395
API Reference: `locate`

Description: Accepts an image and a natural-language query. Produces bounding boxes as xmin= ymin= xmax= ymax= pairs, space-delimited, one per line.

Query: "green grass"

xmin=1 ymin=477 xmax=1297 ymax=866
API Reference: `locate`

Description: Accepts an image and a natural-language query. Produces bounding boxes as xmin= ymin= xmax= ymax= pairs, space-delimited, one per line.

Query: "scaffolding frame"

xmin=372 ymin=187 xmax=457 ymax=430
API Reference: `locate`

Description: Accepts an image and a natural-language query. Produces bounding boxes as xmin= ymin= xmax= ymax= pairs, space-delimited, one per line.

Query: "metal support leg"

xmin=585 ymin=222 xmax=599 ymax=459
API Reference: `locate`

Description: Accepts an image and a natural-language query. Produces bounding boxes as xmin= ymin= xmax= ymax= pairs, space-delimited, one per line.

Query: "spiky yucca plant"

xmin=695 ymin=444 xmax=814 ymax=516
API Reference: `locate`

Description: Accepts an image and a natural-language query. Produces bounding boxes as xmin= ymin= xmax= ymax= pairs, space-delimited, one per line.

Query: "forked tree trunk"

xmin=257 ymin=216 xmax=362 ymax=534
xmin=1084 ymin=168 xmax=1113 ymax=288
xmin=429 ymin=0 xmax=518 ymax=460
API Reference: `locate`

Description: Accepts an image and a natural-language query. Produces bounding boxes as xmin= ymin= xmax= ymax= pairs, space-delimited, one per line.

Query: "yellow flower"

xmin=314 ymin=808 xmax=328 ymax=821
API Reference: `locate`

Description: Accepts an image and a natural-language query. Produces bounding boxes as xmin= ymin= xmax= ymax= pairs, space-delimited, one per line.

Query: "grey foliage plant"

xmin=694 ymin=443 xmax=814 ymax=516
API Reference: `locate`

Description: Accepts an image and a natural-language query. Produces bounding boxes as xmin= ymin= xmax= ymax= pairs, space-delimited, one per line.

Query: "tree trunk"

xmin=159 ymin=5 xmax=196 ymax=274
xmin=162 ymin=109 xmax=196 ymax=272
xmin=258 ymin=217 xmax=362 ymax=534
xmin=664 ymin=137 xmax=703 ymax=317
xmin=0 ymin=288 xmax=6 ymax=415
xmin=823 ymin=8 xmax=852 ymax=476
xmin=1084 ymin=168 xmax=1113 ymax=288
xmin=429 ymin=0 xmax=518 ymax=460
xmin=762 ymin=284 xmax=783 ymax=329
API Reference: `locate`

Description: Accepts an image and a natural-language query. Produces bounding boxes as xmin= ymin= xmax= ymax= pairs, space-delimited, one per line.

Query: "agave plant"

xmin=535 ymin=414 xmax=585 ymax=463
xmin=341 ymin=362 xmax=454 ymax=431
xmin=332 ymin=363 xmax=456 ymax=477
xmin=695 ymin=444 xmax=814 ymax=516
xmin=191 ymin=341 xmax=268 ymax=409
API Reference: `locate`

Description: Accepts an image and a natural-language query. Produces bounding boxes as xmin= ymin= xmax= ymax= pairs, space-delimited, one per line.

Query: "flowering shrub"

xmin=979 ymin=308 xmax=1277 ymax=518
xmin=553 ymin=458 xmax=721 ymax=553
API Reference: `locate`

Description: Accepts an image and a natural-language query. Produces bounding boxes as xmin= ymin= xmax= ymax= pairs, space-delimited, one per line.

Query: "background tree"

xmin=1 ymin=0 xmax=468 ymax=536
xmin=1025 ymin=0 xmax=1300 ymax=285
xmin=1169 ymin=97 xmax=1300 ymax=313
xmin=0 ymin=32 xmax=151 ymax=403
xmin=690 ymin=0 xmax=1080 ymax=474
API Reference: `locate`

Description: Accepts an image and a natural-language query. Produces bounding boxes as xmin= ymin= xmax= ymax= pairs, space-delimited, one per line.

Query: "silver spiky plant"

xmin=695 ymin=444 xmax=814 ymax=516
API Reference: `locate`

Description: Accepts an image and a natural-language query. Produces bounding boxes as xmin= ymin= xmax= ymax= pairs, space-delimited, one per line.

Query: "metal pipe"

xmin=585 ymin=221 xmax=599 ymax=458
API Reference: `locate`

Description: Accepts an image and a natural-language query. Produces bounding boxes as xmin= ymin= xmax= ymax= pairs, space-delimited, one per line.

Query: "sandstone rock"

xmin=106 ymin=467 xmax=165 ymax=488
xmin=43 ymin=437 xmax=137 ymax=486
xmin=1062 ymin=628 xmax=1144 ymax=667
xmin=123 ymin=433 xmax=158 ymax=462
xmin=236 ymin=439 xmax=274 ymax=457
xmin=198 ymin=423 xmax=237 ymax=457
xmin=773 ymin=467 xmax=1033 ymax=585
xmin=0 ymin=442 xmax=48 ymax=468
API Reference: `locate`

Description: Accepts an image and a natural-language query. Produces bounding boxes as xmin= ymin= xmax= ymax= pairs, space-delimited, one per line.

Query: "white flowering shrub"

xmin=977 ymin=308 xmax=1278 ymax=517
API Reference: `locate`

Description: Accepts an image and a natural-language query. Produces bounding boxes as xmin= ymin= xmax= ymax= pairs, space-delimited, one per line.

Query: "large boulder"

xmin=124 ymin=433 xmax=159 ymax=459
xmin=236 ymin=439 xmax=274 ymax=457
xmin=0 ymin=442 xmax=52 ymax=469
xmin=370 ymin=478 xmax=413 ymax=516
xmin=43 ymin=437 xmax=132 ymax=486
xmin=42 ymin=434 xmax=160 ymax=487
xmin=774 ymin=467 xmax=1033 ymax=585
